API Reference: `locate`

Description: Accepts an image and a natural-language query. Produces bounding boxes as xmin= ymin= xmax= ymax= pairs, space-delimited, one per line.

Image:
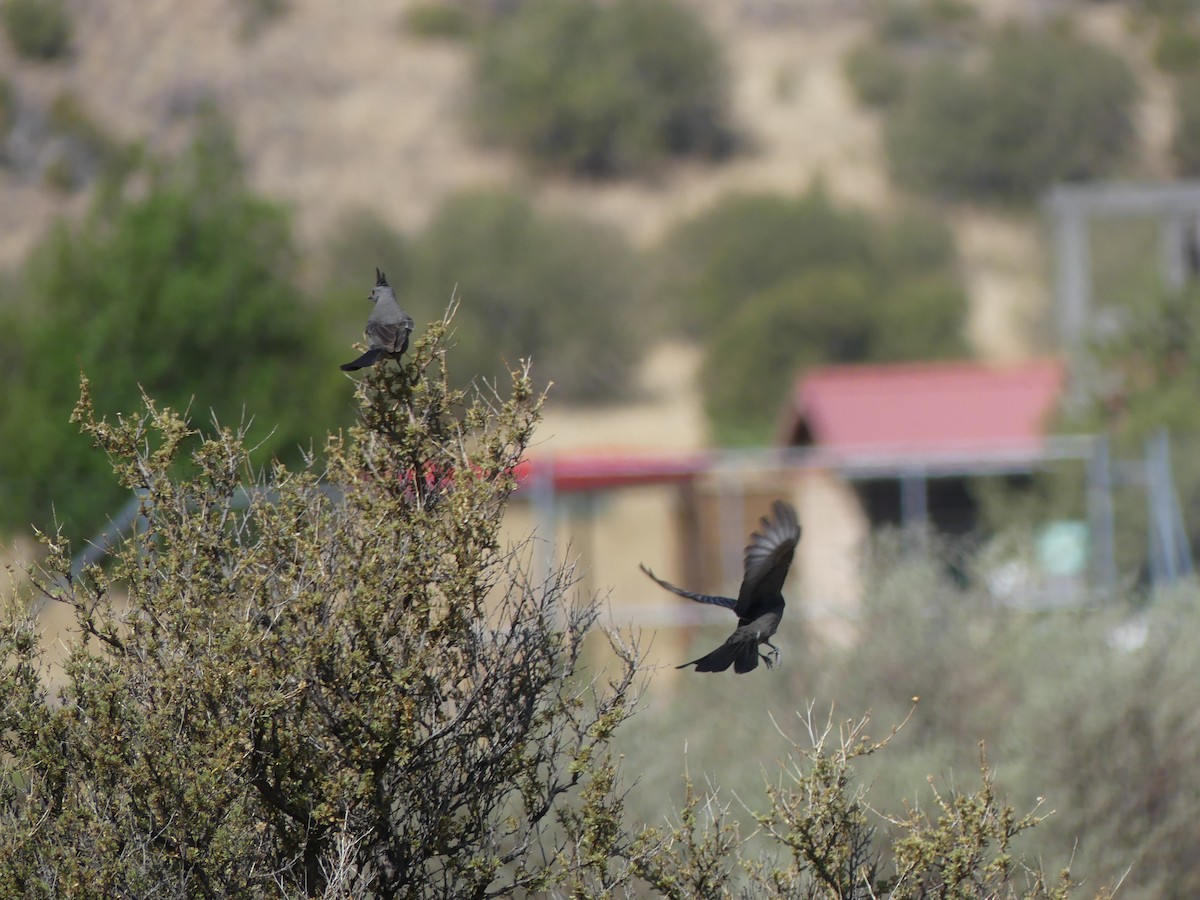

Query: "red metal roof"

xmin=779 ymin=359 xmax=1065 ymax=460
xmin=513 ymin=452 xmax=707 ymax=493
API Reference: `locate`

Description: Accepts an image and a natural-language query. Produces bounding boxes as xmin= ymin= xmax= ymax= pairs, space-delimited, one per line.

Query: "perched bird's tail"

xmin=340 ymin=348 xmax=387 ymax=371
xmin=677 ymin=641 xmax=759 ymax=674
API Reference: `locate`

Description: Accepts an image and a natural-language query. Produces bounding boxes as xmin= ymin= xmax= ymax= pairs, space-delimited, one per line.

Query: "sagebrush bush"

xmin=472 ymin=0 xmax=732 ymax=176
xmin=0 ymin=327 xmax=647 ymax=897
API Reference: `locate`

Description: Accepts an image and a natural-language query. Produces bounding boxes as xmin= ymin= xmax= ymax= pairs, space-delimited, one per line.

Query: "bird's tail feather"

xmin=733 ymin=642 xmax=760 ymax=674
xmin=678 ymin=641 xmax=760 ymax=674
xmin=340 ymin=348 xmax=386 ymax=371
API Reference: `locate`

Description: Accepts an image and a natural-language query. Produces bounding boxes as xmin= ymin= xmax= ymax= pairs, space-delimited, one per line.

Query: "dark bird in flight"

xmin=641 ymin=499 xmax=801 ymax=674
xmin=340 ymin=268 xmax=415 ymax=371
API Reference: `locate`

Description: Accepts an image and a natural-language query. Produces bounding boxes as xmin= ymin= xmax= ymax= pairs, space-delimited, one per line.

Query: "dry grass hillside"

xmin=2 ymin=0 xmax=1163 ymax=367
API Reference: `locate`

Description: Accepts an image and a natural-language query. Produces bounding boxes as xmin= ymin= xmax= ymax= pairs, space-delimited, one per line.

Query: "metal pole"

xmin=1086 ymin=435 xmax=1118 ymax=597
xmin=1053 ymin=206 xmax=1091 ymax=350
xmin=1146 ymin=431 xmax=1179 ymax=586
xmin=1162 ymin=212 xmax=1189 ymax=291
xmin=900 ymin=468 xmax=928 ymax=548
xmin=717 ymin=474 xmax=743 ymax=594
xmin=531 ymin=456 xmax=557 ymax=577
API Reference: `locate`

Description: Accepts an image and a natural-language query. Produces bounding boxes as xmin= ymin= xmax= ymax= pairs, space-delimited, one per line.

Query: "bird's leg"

xmin=759 ymin=651 xmax=774 ymax=669
xmin=764 ymin=639 xmax=781 ymax=666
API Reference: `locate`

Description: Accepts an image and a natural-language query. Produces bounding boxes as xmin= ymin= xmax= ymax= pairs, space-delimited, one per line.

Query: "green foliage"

xmin=626 ymin=705 xmax=1077 ymax=898
xmin=0 ymin=77 xmax=13 ymax=142
xmin=1153 ymin=15 xmax=1200 ymax=72
xmin=235 ymin=0 xmax=290 ymax=41
xmin=0 ymin=122 xmax=345 ymax=545
xmin=658 ymin=189 xmax=967 ymax=443
xmin=402 ymin=187 xmax=645 ymax=403
xmin=472 ymin=0 xmax=732 ymax=176
xmin=0 ymin=334 xmax=644 ymax=897
xmin=872 ymin=0 xmax=979 ymax=43
xmin=658 ymin=191 xmax=875 ymax=337
xmin=843 ymin=40 xmax=908 ymax=109
xmin=885 ymin=30 xmax=1138 ymax=202
xmin=1173 ymin=71 xmax=1200 ymax=174
xmin=0 ymin=0 xmax=70 ymax=60
xmin=404 ymin=2 xmax=475 ymax=39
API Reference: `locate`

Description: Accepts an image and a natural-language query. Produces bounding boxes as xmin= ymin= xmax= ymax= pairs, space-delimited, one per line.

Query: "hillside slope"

xmin=0 ymin=1 xmax=1170 ymax=370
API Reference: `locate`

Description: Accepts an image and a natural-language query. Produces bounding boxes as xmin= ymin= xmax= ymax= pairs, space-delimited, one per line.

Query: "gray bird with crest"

xmin=340 ymin=268 xmax=415 ymax=371
xmin=640 ymin=499 xmax=801 ymax=674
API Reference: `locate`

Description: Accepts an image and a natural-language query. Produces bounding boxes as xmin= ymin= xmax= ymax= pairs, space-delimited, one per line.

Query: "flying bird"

xmin=340 ymin=268 xmax=415 ymax=371
xmin=641 ymin=499 xmax=801 ymax=674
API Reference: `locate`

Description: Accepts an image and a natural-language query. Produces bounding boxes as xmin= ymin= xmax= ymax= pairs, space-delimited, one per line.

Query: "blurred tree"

xmin=658 ymin=189 xmax=967 ymax=443
xmin=472 ymin=0 xmax=732 ymax=176
xmin=0 ymin=119 xmax=345 ymax=544
xmin=1152 ymin=13 xmax=1200 ymax=74
xmin=403 ymin=187 xmax=645 ymax=403
xmin=886 ymin=29 xmax=1138 ymax=202
xmin=657 ymin=190 xmax=876 ymax=338
xmin=843 ymin=40 xmax=909 ymax=109
xmin=0 ymin=0 xmax=70 ymax=60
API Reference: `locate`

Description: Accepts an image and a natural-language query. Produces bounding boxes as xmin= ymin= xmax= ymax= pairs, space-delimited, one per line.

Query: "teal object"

xmin=1038 ymin=521 xmax=1089 ymax=577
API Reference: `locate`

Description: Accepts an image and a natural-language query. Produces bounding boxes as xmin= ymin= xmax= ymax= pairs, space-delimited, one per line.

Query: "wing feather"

xmin=639 ymin=564 xmax=737 ymax=611
xmin=735 ymin=500 xmax=801 ymax=617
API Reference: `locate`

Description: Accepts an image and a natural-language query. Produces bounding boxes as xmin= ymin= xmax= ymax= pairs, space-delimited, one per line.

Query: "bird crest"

xmin=375 ymin=267 xmax=388 ymax=287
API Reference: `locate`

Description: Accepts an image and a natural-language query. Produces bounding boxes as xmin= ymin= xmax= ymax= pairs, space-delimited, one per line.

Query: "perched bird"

xmin=340 ymin=268 xmax=415 ymax=371
xmin=641 ymin=499 xmax=801 ymax=674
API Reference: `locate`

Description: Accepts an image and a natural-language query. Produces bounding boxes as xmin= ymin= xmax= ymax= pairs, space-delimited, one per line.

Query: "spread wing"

xmin=735 ymin=500 xmax=801 ymax=617
xmin=639 ymin=564 xmax=737 ymax=610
